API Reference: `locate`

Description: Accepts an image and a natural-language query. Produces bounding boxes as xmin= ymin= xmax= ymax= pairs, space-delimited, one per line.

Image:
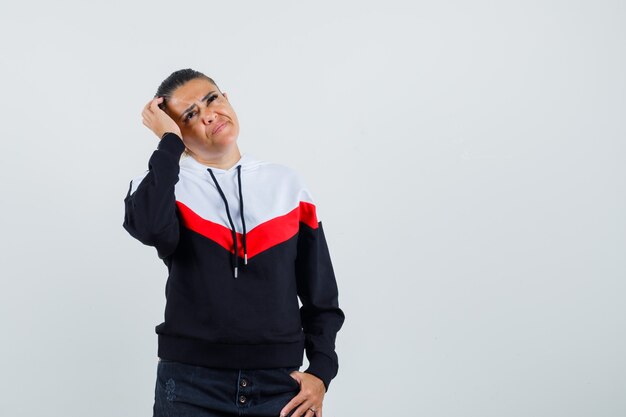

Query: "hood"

xmin=179 ymin=152 xmax=262 ymax=279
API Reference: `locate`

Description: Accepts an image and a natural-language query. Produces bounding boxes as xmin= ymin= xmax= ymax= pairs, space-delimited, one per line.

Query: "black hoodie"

xmin=122 ymin=132 xmax=345 ymax=392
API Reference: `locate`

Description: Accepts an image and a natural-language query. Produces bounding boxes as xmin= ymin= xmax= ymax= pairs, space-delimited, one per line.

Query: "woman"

xmin=123 ymin=69 xmax=345 ymax=417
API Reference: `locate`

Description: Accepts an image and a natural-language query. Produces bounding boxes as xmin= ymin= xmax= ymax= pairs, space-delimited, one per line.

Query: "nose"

xmin=201 ymin=108 xmax=216 ymax=125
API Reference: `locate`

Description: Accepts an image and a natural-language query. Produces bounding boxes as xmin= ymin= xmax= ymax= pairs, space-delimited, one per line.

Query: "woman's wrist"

xmin=161 ymin=131 xmax=182 ymax=140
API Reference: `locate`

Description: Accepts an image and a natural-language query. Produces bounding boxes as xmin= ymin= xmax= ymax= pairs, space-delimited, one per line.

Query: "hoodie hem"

xmin=157 ymin=334 xmax=305 ymax=369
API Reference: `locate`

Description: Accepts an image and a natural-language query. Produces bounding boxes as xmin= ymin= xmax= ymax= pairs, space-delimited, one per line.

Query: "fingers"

xmin=280 ymin=372 xmax=325 ymax=417
xmin=281 ymin=395 xmax=322 ymax=417
xmin=142 ymin=98 xmax=161 ymax=125
xmin=141 ymin=96 xmax=182 ymax=139
xmin=142 ymin=99 xmax=158 ymax=135
xmin=150 ymin=96 xmax=163 ymax=112
xmin=143 ymin=96 xmax=163 ymax=114
xmin=290 ymin=401 xmax=322 ymax=417
xmin=141 ymin=107 xmax=153 ymax=126
xmin=280 ymin=395 xmax=301 ymax=417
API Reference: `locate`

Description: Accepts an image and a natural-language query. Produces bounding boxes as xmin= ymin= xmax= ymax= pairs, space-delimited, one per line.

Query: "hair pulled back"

xmin=155 ymin=68 xmax=221 ymax=109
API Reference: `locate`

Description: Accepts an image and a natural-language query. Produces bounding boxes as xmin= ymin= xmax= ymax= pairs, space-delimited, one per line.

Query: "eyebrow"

xmin=179 ymin=90 xmax=217 ymax=121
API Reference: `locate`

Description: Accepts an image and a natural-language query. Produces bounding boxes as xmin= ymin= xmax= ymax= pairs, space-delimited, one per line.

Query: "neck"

xmin=189 ymin=145 xmax=242 ymax=170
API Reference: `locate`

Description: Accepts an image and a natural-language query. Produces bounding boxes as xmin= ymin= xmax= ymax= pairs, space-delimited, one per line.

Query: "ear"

xmin=223 ymin=91 xmax=229 ymax=101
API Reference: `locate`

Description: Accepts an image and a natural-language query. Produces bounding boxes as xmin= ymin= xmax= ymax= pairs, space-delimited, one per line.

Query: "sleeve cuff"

xmin=304 ymin=353 xmax=338 ymax=392
xmin=158 ymin=132 xmax=186 ymax=157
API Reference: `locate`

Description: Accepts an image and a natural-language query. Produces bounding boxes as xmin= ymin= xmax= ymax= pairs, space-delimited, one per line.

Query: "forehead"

xmin=167 ymin=78 xmax=218 ymax=114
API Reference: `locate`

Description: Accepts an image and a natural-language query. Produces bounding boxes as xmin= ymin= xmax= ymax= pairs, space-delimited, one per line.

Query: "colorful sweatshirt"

xmin=122 ymin=132 xmax=345 ymax=391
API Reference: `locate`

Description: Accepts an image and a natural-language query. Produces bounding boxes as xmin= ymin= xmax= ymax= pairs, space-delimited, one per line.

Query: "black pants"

xmin=153 ymin=358 xmax=301 ymax=417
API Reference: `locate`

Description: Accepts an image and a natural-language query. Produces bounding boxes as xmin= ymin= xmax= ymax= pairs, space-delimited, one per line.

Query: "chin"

xmin=216 ymin=134 xmax=238 ymax=146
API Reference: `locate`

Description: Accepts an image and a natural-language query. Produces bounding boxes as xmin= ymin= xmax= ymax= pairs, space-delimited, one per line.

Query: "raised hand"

xmin=141 ymin=96 xmax=183 ymax=140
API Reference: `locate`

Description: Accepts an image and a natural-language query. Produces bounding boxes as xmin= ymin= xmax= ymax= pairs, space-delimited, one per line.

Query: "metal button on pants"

xmin=153 ymin=358 xmax=301 ymax=417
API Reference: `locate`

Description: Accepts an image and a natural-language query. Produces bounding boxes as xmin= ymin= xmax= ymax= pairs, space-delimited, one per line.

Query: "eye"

xmin=183 ymin=95 xmax=218 ymax=124
xmin=184 ymin=111 xmax=197 ymax=122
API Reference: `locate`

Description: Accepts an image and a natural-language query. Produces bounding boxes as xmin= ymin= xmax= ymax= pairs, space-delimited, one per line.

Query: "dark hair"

xmin=155 ymin=68 xmax=221 ymax=111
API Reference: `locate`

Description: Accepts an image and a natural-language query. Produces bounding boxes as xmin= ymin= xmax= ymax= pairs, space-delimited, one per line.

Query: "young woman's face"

xmin=165 ymin=78 xmax=240 ymax=154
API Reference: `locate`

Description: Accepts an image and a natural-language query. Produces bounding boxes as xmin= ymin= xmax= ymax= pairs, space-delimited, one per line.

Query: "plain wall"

xmin=0 ymin=0 xmax=624 ymax=416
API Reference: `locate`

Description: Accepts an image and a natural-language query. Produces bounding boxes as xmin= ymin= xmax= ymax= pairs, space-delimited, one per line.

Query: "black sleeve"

xmin=296 ymin=218 xmax=346 ymax=392
xmin=123 ymin=133 xmax=186 ymax=259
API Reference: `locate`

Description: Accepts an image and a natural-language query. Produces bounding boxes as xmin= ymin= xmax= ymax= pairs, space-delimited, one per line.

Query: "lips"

xmin=212 ymin=122 xmax=227 ymax=134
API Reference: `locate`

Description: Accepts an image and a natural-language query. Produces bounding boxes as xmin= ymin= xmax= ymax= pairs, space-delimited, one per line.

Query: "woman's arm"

xmin=295 ymin=209 xmax=346 ymax=393
xmin=122 ymin=97 xmax=186 ymax=259
xmin=123 ymin=132 xmax=185 ymax=259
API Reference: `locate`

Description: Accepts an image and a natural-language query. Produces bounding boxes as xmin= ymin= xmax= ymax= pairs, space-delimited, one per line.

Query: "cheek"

xmin=185 ymin=124 xmax=206 ymax=140
xmin=182 ymin=122 xmax=199 ymax=133
xmin=225 ymin=109 xmax=237 ymax=123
